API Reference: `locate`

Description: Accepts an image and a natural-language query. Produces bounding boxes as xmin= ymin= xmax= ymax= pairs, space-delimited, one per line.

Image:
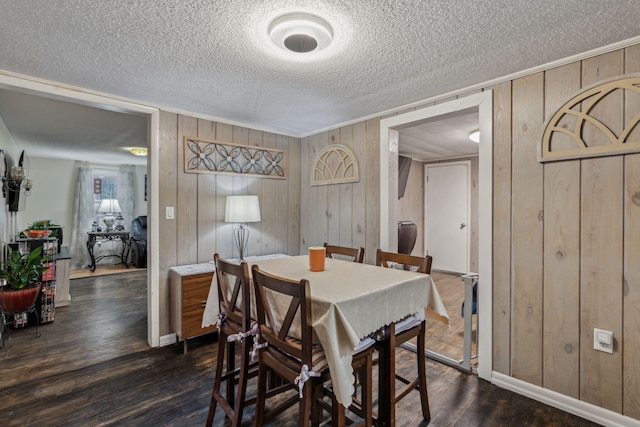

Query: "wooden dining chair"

xmin=206 ymin=254 xmax=257 ymax=427
xmin=251 ymin=265 xmax=374 ymax=427
xmin=323 ymin=243 xmax=365 ymax=263
xmin=374 ymin=249 xmax=433 ymax=422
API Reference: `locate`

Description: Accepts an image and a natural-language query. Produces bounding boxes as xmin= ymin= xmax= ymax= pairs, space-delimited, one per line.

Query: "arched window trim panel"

xmin=311 ymin=144 xmax=359 ymax=186
xmin=539 ymin=74 xmax=640 ymax=163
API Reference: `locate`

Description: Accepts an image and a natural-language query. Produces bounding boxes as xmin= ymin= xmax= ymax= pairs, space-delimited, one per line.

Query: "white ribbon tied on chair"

xmin=216 ymin=313 xmax=226 ymax=330
xmin=293 ymin=364 xmax=321 ymax=398
xmin=251 ymin=338 xmax=268 ymax=361
xmin=227 ymin=323 xmax=259 ymax=343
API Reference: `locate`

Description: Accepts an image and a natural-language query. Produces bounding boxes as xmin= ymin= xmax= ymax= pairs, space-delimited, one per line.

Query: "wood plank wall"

xmin=299 ymin=44 xmax=640 ymax=419
xmin=490 ymin=45 xmax=640 ymax=417
xmin=158 ymin=113 xmax=300 ymax=336
xmin=300 ymin=120 xmax=380 ymax=265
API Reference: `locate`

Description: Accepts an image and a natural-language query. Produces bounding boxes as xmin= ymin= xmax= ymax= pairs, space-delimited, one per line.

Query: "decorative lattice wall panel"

xmin=311 ymin=144 xmax=359 ymax=186
xmin=184 ymin=137 xmax=286 ymax=179
xmin=539 ymin=76 xmax=640 ymax=162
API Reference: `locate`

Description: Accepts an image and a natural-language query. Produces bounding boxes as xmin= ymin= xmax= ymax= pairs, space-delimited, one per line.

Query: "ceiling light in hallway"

xmin=129 ymin=147 xmax=148 ymax=156
xmin=468 ymin=130 xmax=480 ymax=143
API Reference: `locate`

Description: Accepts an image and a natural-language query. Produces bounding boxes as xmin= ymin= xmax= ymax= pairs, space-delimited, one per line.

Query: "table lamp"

xmin=99 ymin=199 xmax=122 ymax=231
xmin=225 ymin=195 xmax=261 ymax=261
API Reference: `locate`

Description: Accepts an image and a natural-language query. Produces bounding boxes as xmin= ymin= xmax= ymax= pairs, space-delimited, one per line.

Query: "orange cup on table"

xmin=308 ymin=246 xmax=326 ymax=272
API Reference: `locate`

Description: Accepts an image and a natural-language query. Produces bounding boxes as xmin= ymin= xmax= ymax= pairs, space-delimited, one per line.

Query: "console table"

xmin=86 ymin=231 xmax=131 ymax=272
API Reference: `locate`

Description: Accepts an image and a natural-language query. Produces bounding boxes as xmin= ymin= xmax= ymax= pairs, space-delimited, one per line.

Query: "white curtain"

xmin=117 ymin=167 xmax=134 ymax=230
xmin=69 ymin=165 xmax=94 ymax=269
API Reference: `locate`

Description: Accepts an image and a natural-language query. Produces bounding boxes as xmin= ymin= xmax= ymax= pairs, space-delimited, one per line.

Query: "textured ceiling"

xmin=0 ymin=0 xmax=639 ymax=163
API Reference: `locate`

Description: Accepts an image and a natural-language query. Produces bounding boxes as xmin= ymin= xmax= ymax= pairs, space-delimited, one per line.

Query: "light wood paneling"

xmin=491 ymin=81 xmax=512 ymax=375
xmin=287 ymin=136 xmax=301 ymax=255
xmin=276 ymin=134 xmax=288 ymax=254
xmin=158 ymin=111 xmax=178 ymax=336
xmin=579 ymin=51 xmax=624 ymax=411
xmin=624 ymin=154 xmax=640 ymax=418
xmin=365 ymin=118 xmax=381 ymax=265
xmin=158 ymin=113 xmax=300 ymax=337
xmin=301 ymin=133 xmax=317 ymax=249
xmin=327 ymin=128 xmax=341 ymax=246
xmin=316 ymin=131 xmax=330 ymax=246
xmin=299 ymin=119 xmax=380 ymax=265
xmin=213 ymin=123 xmax=234 ymax=259
xmin=352 ymin=121 xmax=367 ymax=253
xmin=176 ymin=115 xmax=198 ymax=265
xmin=247 ymin=129 xmax=264 ymax=257
xmin=511 ymin=72 xmax=544 ymax=385
xmin=579 ymin=156 xmax=623 ymax=411
xmin=196 ymin=119 xmax=218 ymax=263
xmin=260 ymin=132 xmax=277 ymax=255
xmin=339 ymin=126 xmax=353 ymax=248
xmin=295 ymin=44 xmax=640 ymax=420
xmin=624 ymin=44 xmax=640 ymax=419
xmin=542 ymin=62 xmax=581 ymax=398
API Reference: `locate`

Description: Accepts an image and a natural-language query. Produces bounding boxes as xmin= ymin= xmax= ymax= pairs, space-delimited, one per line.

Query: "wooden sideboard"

xmin=169 ymin=263 xmax=217 ymax=354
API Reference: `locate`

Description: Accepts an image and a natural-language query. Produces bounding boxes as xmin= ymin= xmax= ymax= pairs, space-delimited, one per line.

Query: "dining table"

xmin=201 ymin=254 xmax=449 ymax=426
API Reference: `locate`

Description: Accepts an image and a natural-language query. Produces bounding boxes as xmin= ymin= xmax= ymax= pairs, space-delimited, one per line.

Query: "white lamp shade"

xmin=225 ymin=195 xmax=261 ymax=223
xmin=98 ymin=199 xmax=122 ymax=213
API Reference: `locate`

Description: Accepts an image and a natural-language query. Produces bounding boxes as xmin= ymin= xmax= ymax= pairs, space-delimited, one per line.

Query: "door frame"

xmin=424 ymin=160 xmax=471 ymax=274
xmin=379 ymin=91 xmax=492 ymax=380
xmin=0 ymin=72 xmax=161 ymax=348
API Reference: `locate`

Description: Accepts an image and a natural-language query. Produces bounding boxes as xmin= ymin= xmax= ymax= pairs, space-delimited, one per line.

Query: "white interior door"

xmin=425 ymin=161 xmax=470 ymax=273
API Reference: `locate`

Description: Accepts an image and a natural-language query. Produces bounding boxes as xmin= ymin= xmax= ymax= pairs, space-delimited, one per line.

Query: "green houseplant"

xmin=22 ymin=219 xmax=61 ymax=239
xmin=0 ymin=245 xmax=51 ymax=314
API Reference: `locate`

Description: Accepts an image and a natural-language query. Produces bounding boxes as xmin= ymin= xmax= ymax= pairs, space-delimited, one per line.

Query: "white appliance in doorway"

xmin=424 ymin=161 xmax=470 ymax=274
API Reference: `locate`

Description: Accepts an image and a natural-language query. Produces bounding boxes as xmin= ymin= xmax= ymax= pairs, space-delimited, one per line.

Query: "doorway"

xmin=0 ymin=73 xmax=161 ymax=347
xmin=379 ymin=91 xmax=493 ymax=380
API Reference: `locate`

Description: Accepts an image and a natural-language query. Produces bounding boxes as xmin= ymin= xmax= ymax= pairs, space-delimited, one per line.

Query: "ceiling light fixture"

xmin=268 ymin=13 xmax=333 ymax=54
xmin=129 ymin=147 xmax=148 ymax=156
xmin=469 ymin=130 xmax=480 ymax=143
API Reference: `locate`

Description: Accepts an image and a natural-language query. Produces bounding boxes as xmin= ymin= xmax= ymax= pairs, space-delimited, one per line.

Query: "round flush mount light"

xmin=268 ymin=13 xmax=333 ymax=54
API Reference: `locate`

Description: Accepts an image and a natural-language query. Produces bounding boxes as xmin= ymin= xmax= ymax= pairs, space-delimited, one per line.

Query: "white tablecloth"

xmin=202 ymin=255 xmax=449 ymax=406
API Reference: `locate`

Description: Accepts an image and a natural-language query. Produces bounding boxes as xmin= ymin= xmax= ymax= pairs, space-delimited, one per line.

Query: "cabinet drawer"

xmin=181 ymin=273 xmax=214 ymax=307
xmin=182 ymin=305 xmax=216 ymax=339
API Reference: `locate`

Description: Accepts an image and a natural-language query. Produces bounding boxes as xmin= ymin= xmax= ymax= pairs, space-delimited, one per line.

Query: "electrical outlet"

xmin=593 ymin=328 xmax=613 ymax=354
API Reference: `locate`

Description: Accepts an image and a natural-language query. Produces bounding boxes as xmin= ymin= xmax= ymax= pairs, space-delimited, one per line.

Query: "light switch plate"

xmin=593 ymin=328 xmax=613 ymax=354
xmin=166 ymin=206 xmax=175 ymax=220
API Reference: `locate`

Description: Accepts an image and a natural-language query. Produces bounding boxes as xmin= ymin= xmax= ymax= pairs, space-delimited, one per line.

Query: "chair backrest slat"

xmin=214 ymin=253 xmax=251 ymax=330
xmin=375 ymin=249 xmax=433 ymax=274
xmin=252 ymin=265 xmax=312 ymax=364
xmin=323 ymin=242 xmax=365 ymax=263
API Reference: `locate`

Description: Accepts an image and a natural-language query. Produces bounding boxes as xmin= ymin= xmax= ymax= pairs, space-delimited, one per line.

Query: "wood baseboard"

xmin=70 ymin=264 xmax=146 ymax=279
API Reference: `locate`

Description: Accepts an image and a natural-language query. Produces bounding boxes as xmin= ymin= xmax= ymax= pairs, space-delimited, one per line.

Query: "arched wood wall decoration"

xmin=539 ymin=76 xmax=640 ymax=162
xmin=311 ymin=144 xmax=359 ymax=186
xmin=184 ymin=137 xmax=286 ymax=179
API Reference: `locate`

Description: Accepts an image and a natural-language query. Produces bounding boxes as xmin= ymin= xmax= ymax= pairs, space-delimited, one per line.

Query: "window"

xmin=92 ymin=170 xmax=119 ymax=226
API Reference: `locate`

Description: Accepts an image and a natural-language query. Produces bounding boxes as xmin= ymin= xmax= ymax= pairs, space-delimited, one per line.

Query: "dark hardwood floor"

xmin=0 ymin=270 xmax=599 ymax=426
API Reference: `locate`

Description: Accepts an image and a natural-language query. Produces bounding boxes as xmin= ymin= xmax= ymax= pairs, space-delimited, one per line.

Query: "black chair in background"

xmin=130 ymin=215 xmax=147 ymax=268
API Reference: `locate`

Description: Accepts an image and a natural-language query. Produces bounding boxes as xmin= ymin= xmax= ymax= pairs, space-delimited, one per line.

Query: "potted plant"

xmin=22 ymin=219 xmax=59 ymax=238
xmin=0 ymin=245 xmax=51 ymax=314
